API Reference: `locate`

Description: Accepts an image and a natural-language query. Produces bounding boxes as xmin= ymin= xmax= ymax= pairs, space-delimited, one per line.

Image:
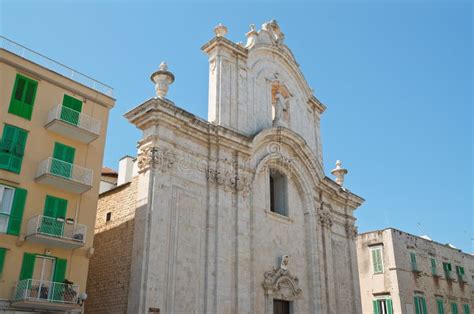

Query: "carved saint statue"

xmin=273 ymin=91 xmax=288 ymax=127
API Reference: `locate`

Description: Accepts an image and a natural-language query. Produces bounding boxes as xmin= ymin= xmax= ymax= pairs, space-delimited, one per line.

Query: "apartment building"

xmin=357 ymin=228 xmax=473 ymax=314
xmin=0 ymin=36 xmax=114 ymax=312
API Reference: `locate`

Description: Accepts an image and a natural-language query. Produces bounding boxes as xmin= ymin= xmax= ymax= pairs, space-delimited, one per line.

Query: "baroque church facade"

xmin=87 ymin=20 xmax=364 ymax=314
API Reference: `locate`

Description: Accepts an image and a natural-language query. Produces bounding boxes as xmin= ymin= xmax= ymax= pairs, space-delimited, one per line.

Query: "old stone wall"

xmin=85 ymin=178 xmax=138 ymax=314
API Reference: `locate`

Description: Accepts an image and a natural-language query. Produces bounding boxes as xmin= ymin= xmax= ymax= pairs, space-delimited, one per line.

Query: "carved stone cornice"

xmin=206 ymin=168 xmax=252 ymax=193
xmin=137 ymin=146 xmax=176 ymax=173
xmin=262 ymin=267 xmax=302 ymax=301
xmin=318 ymin=202 xmax=333 ymax=228
xmin=345 ymin=223 xmax=358 ymax=240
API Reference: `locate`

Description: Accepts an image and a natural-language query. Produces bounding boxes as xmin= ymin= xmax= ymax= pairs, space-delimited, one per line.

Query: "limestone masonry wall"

xmin=85 ymin=178 xmax=138 ymax=314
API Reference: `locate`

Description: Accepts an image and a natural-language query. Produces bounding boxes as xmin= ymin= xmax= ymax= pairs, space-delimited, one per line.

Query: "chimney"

xmin=117 ymin=156 xmax=135 ymax=185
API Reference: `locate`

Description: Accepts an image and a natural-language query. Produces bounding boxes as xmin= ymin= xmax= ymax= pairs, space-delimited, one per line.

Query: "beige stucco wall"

xmin=0 ymin=48 xmax=114 ymax=307
xmin=357 ymin=228 xmax=474 ymax=314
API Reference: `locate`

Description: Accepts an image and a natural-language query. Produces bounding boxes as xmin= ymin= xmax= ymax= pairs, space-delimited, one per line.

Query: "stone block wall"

xmin=85 ymin=178 xmax=138 ymax=314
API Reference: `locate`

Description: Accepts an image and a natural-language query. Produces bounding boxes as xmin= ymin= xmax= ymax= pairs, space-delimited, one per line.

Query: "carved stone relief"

xmin=318 ymin=202 xmax=334 ymax=228
xmin=262 ymin=259 xmax=302 ymax=301
xmin=137 ymin=146 xmax=176 ymax=173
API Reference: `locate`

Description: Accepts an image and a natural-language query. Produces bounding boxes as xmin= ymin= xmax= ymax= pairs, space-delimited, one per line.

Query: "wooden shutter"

xmin=7 ymin=187 xmax=27 ymax=236
xmin=410 ymin=253 xmax=417 ymax=270
xmin=19 ymin=252 xmax=35 ymax=280
xmin=414 ymin=297 xmax=421 ymax=314
xmin=463 ymin=304 xmax=470 ymax=314
xmin=53 ymin=258 xmax=67 ymax=283
xmin=373 ymin=300 xmax=380 ymax=314
xmin=387 ymin=299 xmax=393 ymax=314
xmin=61 ymin=95 xmax=83 ymax=125
xmin=43 ymin=195 xmax=67 ymax=218
xmin=0 ymin=125 xmax=28 ymax=173
xmin=452 ymin=303 xmax=459 ymax=314
xmin=0 ymin=125 xmax=15 ymax=170
xmin=9 ymin=74 xmax=37 ymax=120
xmin=0 ymin=248 xmax=5 ymax=275
xmin=53 ymin=142 xmax=75 ymax=163
xmin=437 ymin=299 xmax=444 ymax=314
xmin=421 ymin=297 xmax=427 ymax=314
xmin=10 ymin=127 xmax=28 ymax=173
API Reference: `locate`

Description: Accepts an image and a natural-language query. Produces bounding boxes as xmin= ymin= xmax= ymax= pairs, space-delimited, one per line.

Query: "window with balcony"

xmin=414 ymin=295 xmax=428 ymax=314
xmin=9 ymin=74 xmax=38 ymax=120
xmin=373 ymin=298 xmax=393 ymax=314
xmin=269 ymin=170 xmax=288 ymax=217
xmin=0 ymin=184 xmax=27 ymax=236
xmin=60 ymin=95 xmax=83 ymax=126
xmin=14 ymin=253 xmax=78 ymax=305
xmin=371 ymin=246 xmax=384 ymax=274
xmin=0 ymin=124 xmax=28 ymax=174
xmin=51 ymin=142 xmax=76 ymax=179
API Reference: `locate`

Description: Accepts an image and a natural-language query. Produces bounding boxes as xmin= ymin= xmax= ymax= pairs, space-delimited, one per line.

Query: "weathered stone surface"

xmin=88 ymin=20 xmax=364 ymax=314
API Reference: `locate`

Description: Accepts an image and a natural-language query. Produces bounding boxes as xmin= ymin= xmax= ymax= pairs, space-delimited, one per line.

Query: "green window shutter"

xmin=373 ymin=300 xmax=380 ymax=314
xmin=7 ymin=187 xmax=27 ymax=236
xmin=0 ymin=125 xmax=28 ymax=174
xmin=61 ymin=95 xmax=83 ymax=125
xmin=437 ymin=300 xmax=444 ymax=314
xmin=19 ymin=252 xmax=35 ymax=280
xmin=421 ymin=297 xmax=427 ymax=314
xmin=431 ymin=258 xmax=437 ymax=274
xmin=452 ymin=303 xmax=459 ymax=314
xmin=387 ymin=299 xmax=393 ymax=314
xmin=463 ymin=304 xmax=470 ymax=314
xmin=62 ymin=95 xmax=83 ymax=112
xmin=410 ymin=252 xmax=417 ymax=270
xmin=415 ymin=297 xmax=421 ymax=314
xmin=52 ymin=143 xmax=75 ymax=178
xmin=0 ymin=248 xmax=6 ymax=276
xmin=9 ymin=74 xmax=37 ymax=120
xmin=53 ymin=258 xmax=67 ymax=282
xmin=42 ymin=196 xmax=67 ymax=236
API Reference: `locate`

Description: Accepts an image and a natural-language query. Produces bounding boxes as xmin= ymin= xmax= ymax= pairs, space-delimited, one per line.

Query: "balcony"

xmin=11 ymin=279 xmax=81 ymax=311
xmin=25 ymin=215 xmax=87 ymax=249
xmin=45 ymin=105 xmax=101 ymax=144
xmin=35 ymin=157 xmax=93 ymax=194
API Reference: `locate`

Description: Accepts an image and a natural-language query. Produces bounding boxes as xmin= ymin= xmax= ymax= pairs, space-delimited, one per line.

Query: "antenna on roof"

xmin=417 ymin=222 xmax=422 ymax=235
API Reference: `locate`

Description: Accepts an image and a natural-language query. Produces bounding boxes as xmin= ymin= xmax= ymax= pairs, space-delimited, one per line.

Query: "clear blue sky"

xmin=1 ymin=1 xmax=472 ymax=252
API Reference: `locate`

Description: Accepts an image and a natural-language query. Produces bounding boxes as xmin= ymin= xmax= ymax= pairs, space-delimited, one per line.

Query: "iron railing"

xmin=13 ymin=279 xmax=79 ymax=304
xmin=36 ymin=157 xmax=93 ymax=186
xmin=47 ymin=105 xmax=101 ymax=135
xmin=0 ymin=36 xmax=113 ymax=97
xmin=26 ymin=215 xmax=86 ymax=243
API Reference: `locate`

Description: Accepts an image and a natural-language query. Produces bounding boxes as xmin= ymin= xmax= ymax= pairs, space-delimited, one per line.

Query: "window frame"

xmin=268 ymin=169 xmax=289 ymax=217
xmin=0 ymin=185 xmax=15 ymax=234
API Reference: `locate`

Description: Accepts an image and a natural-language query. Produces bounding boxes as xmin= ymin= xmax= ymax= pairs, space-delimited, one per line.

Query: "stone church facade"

xmin=86 ymin=21 xmax=364 ymax=314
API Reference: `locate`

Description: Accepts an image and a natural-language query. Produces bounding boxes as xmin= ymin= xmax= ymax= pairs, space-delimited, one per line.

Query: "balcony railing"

xmin=13 ymin=279 xmax=79 ymax=305
xmin=35 ymin=158 xmax=93 ymax=194
xmin=26 ymin=215 xmax=86 ymax=248
xmin=46 ymin=105 xmax=101 ymax=139
xmin=1 ymin=36 xmax=113 ymax=97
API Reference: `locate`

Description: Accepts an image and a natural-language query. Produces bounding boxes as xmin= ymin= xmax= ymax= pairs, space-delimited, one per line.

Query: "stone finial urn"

xmin=150 ymin=62 xmax=175 ymax=98
xmin=214 ymin=23 xmax=228 ymax=37
xmin=331 ymin=160 xmax=348 ymax=186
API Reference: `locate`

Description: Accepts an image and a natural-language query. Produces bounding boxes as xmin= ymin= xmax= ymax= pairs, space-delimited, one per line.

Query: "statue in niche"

xmin=273 ymin=91 xmax=289 ymax=128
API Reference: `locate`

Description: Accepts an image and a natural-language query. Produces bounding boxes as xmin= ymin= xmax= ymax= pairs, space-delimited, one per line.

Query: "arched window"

xmin=269 ymin=169 xmax=288 ymax=216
